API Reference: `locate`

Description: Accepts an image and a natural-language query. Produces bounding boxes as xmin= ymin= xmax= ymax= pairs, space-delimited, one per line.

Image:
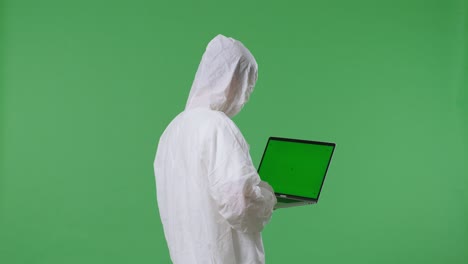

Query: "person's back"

xmin=154 ymin=34 xmax=276 ymax=264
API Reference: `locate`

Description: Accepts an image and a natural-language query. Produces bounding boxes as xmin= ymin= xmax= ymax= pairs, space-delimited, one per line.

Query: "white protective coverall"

xmin=153 ymin=34 xmax=277 ymax=264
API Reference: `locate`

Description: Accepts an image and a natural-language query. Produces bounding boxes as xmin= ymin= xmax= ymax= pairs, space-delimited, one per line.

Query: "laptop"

xmin=257 ymin=137 xmax=336 ymax=209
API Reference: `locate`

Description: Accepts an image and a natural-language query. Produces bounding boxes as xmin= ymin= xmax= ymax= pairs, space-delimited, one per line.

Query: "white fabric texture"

xmin=154 ymin=34 xmax=277 ymax=264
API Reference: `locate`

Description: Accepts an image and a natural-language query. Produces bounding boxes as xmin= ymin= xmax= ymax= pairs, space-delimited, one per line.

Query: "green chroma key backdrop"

xmin=1 ymin=0 xmax=467 ymax=263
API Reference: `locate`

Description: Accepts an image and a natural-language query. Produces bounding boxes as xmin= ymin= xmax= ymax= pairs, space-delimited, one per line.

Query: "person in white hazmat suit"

xmin=153 ymin=34 xmax=277 ymax=264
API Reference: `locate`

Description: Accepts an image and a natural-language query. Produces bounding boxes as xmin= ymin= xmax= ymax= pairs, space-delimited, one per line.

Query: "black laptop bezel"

xmin=257 ymin=136 xmax=336 ymax=203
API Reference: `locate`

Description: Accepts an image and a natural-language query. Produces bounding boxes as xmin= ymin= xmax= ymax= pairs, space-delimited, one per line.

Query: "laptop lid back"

xmin=258 ymin=137 xmax=336 ymax=201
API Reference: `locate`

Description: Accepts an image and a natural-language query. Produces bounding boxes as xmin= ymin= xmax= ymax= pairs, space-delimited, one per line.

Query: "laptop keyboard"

xmin=277 ymin=197 xmax=301 ymax=203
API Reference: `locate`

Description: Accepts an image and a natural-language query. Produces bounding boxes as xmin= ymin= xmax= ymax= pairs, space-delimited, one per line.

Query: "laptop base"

xmin=274 ymin=196 xmax=317 ymax=209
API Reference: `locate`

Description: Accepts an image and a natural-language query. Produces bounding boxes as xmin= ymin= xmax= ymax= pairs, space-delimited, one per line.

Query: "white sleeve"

xmin=207 ymin=121 xmax=277 ymax=233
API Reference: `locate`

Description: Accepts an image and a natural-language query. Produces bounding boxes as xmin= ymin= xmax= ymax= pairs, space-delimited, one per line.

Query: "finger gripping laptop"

xmin=257 ymin=137 xmax=336 ymax=209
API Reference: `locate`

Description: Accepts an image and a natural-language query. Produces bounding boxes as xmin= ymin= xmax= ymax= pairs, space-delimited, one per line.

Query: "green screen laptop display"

xmin=258 ymin=138 xmax=335 ymax=200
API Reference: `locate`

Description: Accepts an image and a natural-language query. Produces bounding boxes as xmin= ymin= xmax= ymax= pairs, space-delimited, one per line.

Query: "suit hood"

xmin=185 ymin=34 xmax=258 ymax=118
